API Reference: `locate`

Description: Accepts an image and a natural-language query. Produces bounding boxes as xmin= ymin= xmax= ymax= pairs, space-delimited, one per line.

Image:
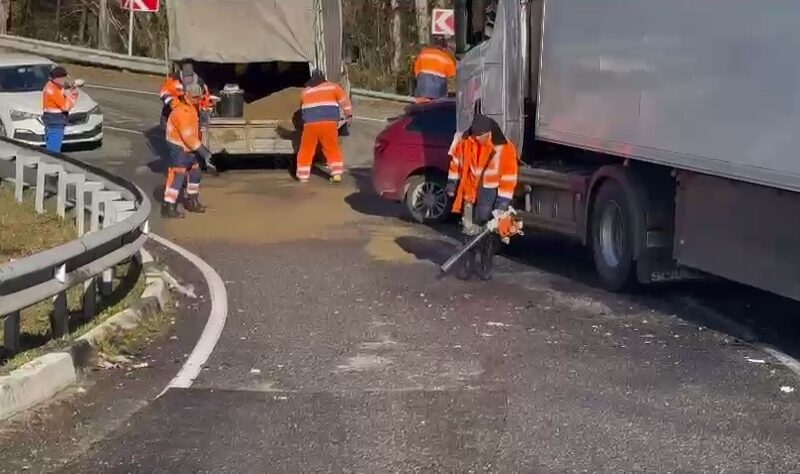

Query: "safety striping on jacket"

xmin=301 ymin=81 xmax=352 ymax=124
xmin=166 ymin=102 xmax=202 ymax=153
xmin=448 ymin=136 xmax=519 ymax=213
xmin=41 ymin=81 xmax=78 ymax=127
xmin=413 ymin=47 xmax=456 ymax=100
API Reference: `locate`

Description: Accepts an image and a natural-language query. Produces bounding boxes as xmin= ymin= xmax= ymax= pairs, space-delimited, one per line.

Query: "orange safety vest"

xmin=448 ymin=135 xmax=519 ymax=213
xmin=165 ymin=101 xmax=202 ymax=153
xmin=42 ymin=81 xmax=77 ymax=113
xmin=301 ymin=81 xmax=352 ymax=124
xmin=413 ymin=47 xmax=456 ymax=99
xmin=159 ymin=76 xmax=183 ymax=107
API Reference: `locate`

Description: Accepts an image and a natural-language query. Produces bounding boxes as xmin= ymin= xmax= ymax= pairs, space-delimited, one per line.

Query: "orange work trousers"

xmin=296 ymin=121 xmax=343 ymax=181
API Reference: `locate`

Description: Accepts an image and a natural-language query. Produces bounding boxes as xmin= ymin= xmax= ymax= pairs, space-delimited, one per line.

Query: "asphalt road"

xmin=3 ymin=73 xmax=800 ymax=472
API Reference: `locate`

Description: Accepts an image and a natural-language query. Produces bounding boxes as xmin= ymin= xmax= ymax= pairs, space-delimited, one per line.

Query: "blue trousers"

xmin=45 ymin=126 xmax=65 ymax=153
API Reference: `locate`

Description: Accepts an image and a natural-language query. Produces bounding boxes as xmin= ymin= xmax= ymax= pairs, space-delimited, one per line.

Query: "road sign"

xmin=121 ymin=0 xmax=159 ymax=12
xmin=432 ymin=8 xmax=455 ymax=36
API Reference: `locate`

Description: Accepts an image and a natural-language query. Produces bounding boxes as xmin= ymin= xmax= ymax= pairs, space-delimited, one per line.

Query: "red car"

xmin=372 ymin=99 xmax=456 ymax=223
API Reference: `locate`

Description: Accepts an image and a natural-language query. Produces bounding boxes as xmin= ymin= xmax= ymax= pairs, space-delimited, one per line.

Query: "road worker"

xmin=296 ymin=70 xmax=353 ymax=183
xmin=41 ymin=66 xmax=79 ymax=153
xmin=162 ymin=83 xmax=214 ymax=218
xmin=446 ymin=114 xmax=519 ymax=280
xmin=159 ymin=61 xmax=212 ymax=130
xmin=412 ymin=37 xmax=456 ymax=103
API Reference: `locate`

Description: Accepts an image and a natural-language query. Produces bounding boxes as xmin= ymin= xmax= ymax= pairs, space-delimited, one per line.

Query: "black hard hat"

xmin=49 ymin=66 xmax=68 ymax=79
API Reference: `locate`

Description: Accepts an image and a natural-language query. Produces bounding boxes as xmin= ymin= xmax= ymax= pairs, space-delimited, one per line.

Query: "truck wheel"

xmin=591 ymin=179 xmax=637 ymax=291
xmin=404 ymin=175 xmax=451 ymax=224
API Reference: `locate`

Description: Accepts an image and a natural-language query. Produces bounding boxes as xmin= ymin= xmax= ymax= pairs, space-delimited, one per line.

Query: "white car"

xmin=0 ymin=52 xmax=103 ymax=148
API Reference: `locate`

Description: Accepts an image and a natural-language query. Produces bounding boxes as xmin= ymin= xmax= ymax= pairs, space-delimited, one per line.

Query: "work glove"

xmin=445 ymin=180 xmax=457 ymax=197
xmin=196 ymin=146 xmax=218 ymax=176
xmin=494 ymin=197 xmax=511 ymax=211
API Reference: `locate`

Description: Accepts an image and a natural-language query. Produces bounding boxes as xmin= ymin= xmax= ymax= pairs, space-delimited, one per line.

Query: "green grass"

xmin=0 ymin=261 xmax=147 ymax=374
xmin=0 ymin=186 xmax=76 ymax=264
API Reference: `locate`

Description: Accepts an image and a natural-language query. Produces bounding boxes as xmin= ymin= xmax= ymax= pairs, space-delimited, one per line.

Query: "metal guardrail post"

xmin=57 ymin=172 xmax=84 ymax=218
xmin=99 ymin=200 xmax=117 ymax=296
xmin=35 ymin=163 xmax=62 ymax=213
xmin=15 ymin=154 xmax=39 ymax=202
xmin=77 ymin=181 xmax=103 ymax=236
xmin=3 ymin=311 xmax=21 ymax=353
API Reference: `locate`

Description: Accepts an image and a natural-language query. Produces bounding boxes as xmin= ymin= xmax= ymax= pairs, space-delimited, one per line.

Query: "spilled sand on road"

xmin=162 ymin=172 xmax=434 ymax=264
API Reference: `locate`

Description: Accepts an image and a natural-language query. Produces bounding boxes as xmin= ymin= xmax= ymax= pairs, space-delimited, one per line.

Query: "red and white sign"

xmin=432 ymin=8 xmax=455 ymax=36
xmin=121 ymin=0 xmax=159 ymax=12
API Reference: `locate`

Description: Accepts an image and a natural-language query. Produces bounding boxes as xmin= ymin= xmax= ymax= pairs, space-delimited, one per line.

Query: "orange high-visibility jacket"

xmin=42 ymin=81 xmax=77 ymax=114
xmin=413 ymin=47 xmax=456 ymax=99
xmin=160 ymin=74 xmax=212 ymax=116
xmin=301 ymin=81 xmax=352 ymax=124
xmin=159 ymin=75 xmax=184 ymax=110
xmin=448 ymin=135 xmax=519 ymax=213
xmin=165 ymin=102 xmax=202 ymax=153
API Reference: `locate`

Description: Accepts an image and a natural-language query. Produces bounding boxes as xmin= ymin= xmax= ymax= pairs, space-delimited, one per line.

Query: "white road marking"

xmin=762 ymin=346 xmax=800 ymax=380
xmin=84 ymin=83 xmax=159 ymax=96
xmin=353 ymin=116 xmax=388 ymax=123
xmin=104 ymin=125 xmax=145 ymax=135
xmin=149 ymin=233 xmax=228 ymax=395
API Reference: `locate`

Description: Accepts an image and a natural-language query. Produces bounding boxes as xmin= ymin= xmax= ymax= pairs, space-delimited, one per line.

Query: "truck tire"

xmin=404 ymin=174 xmax=451 ymax=224
xmin=591 ymin=179 xmax=637 ymax=291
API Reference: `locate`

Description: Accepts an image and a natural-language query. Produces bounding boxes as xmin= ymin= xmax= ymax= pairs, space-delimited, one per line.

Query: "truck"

xmin=453 ymin=0 xmax=800 ymax=301
xmin=166 ymin=0 xmax=348 ymax=156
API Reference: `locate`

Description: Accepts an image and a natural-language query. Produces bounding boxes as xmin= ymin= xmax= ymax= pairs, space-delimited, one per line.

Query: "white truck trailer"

xmin=453 ymin=0 xmax=800 ymax=300
xmin=167 ymin=0 xmax=348 ymax=156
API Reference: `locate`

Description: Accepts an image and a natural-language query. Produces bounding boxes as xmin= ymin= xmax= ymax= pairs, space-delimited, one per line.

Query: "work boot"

xmin=184 ymin=195 xmax=207 ymax=213
xmin=456 ymin=253 xmax=474 ymax=281
xmin=161 ymin=202 xmax=184 ymax=219
xmin=477 ymin=236 xmax=497 ymax=281
xmin=330 ymin=174 xmax=342 ymax=184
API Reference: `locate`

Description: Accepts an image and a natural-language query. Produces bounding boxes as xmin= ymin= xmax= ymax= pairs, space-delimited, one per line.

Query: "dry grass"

xmin=0 ymin=186 xmax=76 ymax=264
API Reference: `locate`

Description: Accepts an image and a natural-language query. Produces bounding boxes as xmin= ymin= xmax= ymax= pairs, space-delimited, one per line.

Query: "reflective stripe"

xmin=418 ymin=69 xmax=447 ymax=78
xmin=419 ymin=52 xmax=454 ymax=66
xmin=448 ymin=133 xmax=460 ymax=156
xmin=448 ymin=171 xmax=459 ymax=180
xmin=500 ymin=175 xmax=516 ymax=182
xmin=482 ymin=182 xmax=499 ymax=189
xmin=302 ymin=101 xmax=340 ymax=108
xmin=303 ymin=84 xmax=338 ymax=95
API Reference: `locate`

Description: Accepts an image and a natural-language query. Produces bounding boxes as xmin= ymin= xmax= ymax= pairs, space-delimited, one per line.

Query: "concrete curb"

xmin=0 ymin=247 xmax=171 ymax=422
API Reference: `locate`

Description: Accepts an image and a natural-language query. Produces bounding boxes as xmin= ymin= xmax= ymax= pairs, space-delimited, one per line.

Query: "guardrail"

xmin=0 ymin=34 xmax=416 ymax=103
xmin=0 ymin=34 xmax=167 ymax=75
xmin=0 ymin=138 xmax=151 ymax=355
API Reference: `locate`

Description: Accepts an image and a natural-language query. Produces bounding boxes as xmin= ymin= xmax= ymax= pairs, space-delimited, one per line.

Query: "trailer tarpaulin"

xmin=167 ymin=0 xmax=315 ymax=63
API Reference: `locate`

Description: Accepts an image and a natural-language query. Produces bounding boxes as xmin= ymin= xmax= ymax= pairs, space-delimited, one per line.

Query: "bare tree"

xmin=390 ymin=0 xmax=402 ymax=73
xmin=415 ymin=0 xmax=429 ymax=45
xmin=98 ymin=0 xmax=110 ymax=49
xmin=0 ymin=0 xmax=8 ymax=35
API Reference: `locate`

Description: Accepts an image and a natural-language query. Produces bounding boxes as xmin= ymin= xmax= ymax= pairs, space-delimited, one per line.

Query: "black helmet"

xmin=49 ymin=66 xmax=68 ymax=79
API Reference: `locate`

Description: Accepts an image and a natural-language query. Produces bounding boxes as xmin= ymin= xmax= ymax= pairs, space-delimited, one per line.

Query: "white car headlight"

xmin=88 ymin=105 xmax=102 ymax=115
xmin=10 ymin=110 xmax=40 ymax=122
